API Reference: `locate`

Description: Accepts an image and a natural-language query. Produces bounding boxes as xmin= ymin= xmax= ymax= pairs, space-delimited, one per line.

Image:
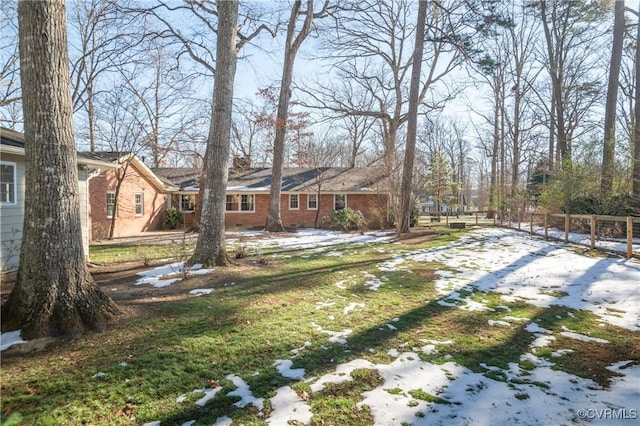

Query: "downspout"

xmin=85 ymin=167 xmax=103 ymax=264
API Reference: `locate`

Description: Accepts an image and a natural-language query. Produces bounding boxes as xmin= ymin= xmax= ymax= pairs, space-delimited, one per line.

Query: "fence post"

xmin=590 ymin=215 xmax=596 ymax=249
xmin=475 ymin=212 xmax=479 ymax=225
xmin=564 ymin=214 xmax=570 ymax=244
xmin=627 ymin=216 xmax=633 ymax=259
xmin=446 ymin=213 xmax=449 ymax=226
xmin=530 ymin=213 xmax=534 ymax=236
xmin=544 ymin=213 xmax=548 ymax=240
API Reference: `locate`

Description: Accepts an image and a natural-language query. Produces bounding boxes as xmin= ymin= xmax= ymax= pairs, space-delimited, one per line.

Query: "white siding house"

xmin=0 ymin=128 xmax=117 ymax=272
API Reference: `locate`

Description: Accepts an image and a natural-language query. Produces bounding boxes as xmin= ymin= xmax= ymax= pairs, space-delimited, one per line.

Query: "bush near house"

xmin=326 ymin=208 xmax=367 ymax=231
xmin=164 ymin=207 xmax=184 ymax=229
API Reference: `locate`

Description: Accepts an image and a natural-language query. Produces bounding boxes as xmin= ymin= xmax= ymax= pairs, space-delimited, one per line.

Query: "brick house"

xmin=150 ymin=167 xmax=202 ymax=227
xmin=154 ymin=166 xmax=391 ymax=229
xmin=86 ymin=153 xmax=177 ymax=240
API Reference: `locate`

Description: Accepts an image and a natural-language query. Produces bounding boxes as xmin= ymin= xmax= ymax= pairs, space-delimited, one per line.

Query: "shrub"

xmin=600 ymin=193 xmax=640 ymax=216
xmin=563 ymin=195 xmax=600 ymax=214
xmin=164 ymin=207 xmax=183 ymax=229
xmin=327 ymin=208 xmax=367 ymax=231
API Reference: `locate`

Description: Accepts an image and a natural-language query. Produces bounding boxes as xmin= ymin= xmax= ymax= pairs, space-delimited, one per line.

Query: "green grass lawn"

xmin=1 ymin=229 xmax=637 ymax=425
xmin=89 ymin=243 xmax=194 ymax=265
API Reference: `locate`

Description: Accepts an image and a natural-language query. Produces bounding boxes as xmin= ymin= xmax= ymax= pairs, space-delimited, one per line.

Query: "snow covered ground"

xmin=3 ymin=226 xmax=639 ymax=425
xmin=143 ymin=227 xmax=640 ymax=426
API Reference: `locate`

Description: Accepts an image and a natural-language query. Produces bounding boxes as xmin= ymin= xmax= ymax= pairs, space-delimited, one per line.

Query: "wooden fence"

xmin=424 ymin=211 xmax=640 ymax=259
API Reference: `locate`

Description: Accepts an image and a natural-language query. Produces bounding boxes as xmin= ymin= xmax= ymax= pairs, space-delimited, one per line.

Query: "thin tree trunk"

xmin=108 ymin=165 xmax=128 ymax=240
xmin=633 ymin=1 xmax=640 ymax=198
xmin=601 ymin=0 xmax=625 ymax=195
xmin=87 ymin=81 xmax=95 ymax=152
xmin=398 ymin=0 xmax=427 ymax=234
xmin=266 ymin=0 xmax=314 ymax=232
xmin=3 ymin=0 xmax=119 ymax=338
xmin=487 ymin=86 xmax=500 ymax=219
xmin=188 ymin=0 xmax=238 ymax=267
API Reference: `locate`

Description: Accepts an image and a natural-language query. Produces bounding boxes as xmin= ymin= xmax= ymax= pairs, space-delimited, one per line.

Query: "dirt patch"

xmin=1 ymin=258 xmax=264 ymax=327
xmin=391 ymin=229 xmax=444 ymax=245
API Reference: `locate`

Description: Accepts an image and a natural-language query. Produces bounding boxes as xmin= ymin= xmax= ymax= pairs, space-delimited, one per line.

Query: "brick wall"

xmin=89 ymin=165 xmax=168 ymax=240
xmin=223 ymin=192 xmax=389 ymax=229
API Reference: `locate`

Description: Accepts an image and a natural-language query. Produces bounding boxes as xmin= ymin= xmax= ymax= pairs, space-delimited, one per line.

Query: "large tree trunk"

xmin=265 ymin=0 xmax=300 ymax=232
xmin=188 ymin=0 xmax=238 ymax=267
xmin=633 ymin=1 xmax=640 ymax=198
xmin=600 ymin=0 xmax=625 ymax=195
xmin=266 ymin=0 xmax=313 ymax=232
xmin=398 ymin=0 xmax=427 ymax=234
xmin=2 ymin=0 xmax=119 ymax=339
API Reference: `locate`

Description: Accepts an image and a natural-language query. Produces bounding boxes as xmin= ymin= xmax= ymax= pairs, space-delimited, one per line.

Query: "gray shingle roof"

xmin=1 ymin=128 xmax=117 ymax=168
xmin=152 ymin=167 xmax=203 ymax=190
xmin=153 ymin=166 xmax=389 ymax=193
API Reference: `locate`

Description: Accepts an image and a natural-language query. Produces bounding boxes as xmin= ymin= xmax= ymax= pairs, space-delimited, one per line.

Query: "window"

xmin=0 ymin=162 xmax=16 ymax=204
xmin=135 ymin=193 xmax=144 ymax=216
xmin=226 ymin=194 xmax=238 ymax=211
xmin=289 ymin=194 xmax=299 ymax=210
xmin=307 ymin=193 xmax=317 ymax=210
xmin=334 ymin=194 xmax=346 ymax=210
xmin=226 ymin=194 xmax=254 ymax=212
xmin=181 ymin=194 xmax=196 ymax=212
xmin=106 ymin=192 xmax=116 ymax=218
xmin=241 ymin=194 xmax=254 ymax=211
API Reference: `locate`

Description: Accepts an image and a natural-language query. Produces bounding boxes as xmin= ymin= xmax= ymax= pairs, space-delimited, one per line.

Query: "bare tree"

xmin=3 ymin=0 xmax=119 ymax=338
xmin=611 ymin=5 xmax=639 ymax=195
xmin=294 ymin=130 xmax=343 ymax=227
xmin=266 ymin=0 xmax=334 ymax=232
xmin=0 ymin=2 xmax=21 ymax=128
xmin=68 ymin=0 xmax=139 ymax=151
xmin=93 ymin=86 xmax=148 ymax=239
xmin=231 ymin=98 xmax=264 ymax=163
xmin=189 ymin=0 xmax=239 ymax=267
xmin=601 ymin=0 xmax=626 ymax=195
xmin=398 ymin=0 xmax=428 ymax=234
xmin=123 ymin=0 xmax=275 ymax=266
xmin=473 ymin=2 xmax=546 ymax=213
xmin=534 ymin=0 xmax=608 ymax=170
xmin=119 ymin=39 xmax=203 ymax=168
xmin=302 ymin=0 xmax=469 ymax=169
xmin=338 ymin=113 xmax=376 ymax=168
xmin=633 ymin=3 xmax=640 ymax=197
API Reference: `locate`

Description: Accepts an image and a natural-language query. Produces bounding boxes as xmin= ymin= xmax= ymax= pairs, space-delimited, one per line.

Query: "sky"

xmin=3 ymin=226 xmax=638 ymax=425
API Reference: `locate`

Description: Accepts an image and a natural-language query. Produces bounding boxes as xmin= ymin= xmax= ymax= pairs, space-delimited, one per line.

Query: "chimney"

xmin=232 ymin=155 xmax=252 ymax=170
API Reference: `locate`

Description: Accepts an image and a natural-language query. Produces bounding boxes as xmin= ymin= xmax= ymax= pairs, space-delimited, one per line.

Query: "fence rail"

xmin=421 ymin=211 xmax=640 ymax=259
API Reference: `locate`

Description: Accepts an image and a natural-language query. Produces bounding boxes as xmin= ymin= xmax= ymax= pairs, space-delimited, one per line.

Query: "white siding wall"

xmin=78 ymin=168 xmax=90 ymax=261
xmin=0 ymin=153 xmax=25 ymax=271
xmin=0 ymin=156 xmax=91 ymax=272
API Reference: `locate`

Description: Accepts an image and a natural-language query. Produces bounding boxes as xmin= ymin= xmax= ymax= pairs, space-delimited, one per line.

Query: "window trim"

xmin=289 ymin=194 xmax=299 ymax=210
xmin=334 ymin=193 xmax=347 ymax=210
xmin=226 ymin=193 xmax=255 ymax=213
xmin=135 ymin=192 xmax=144 ymax=216
xmin=106 ymin=191 xmax=116 ymax=218
xmin=0 ymin=161 xmax=17 ymax=205
xmin=307 ymin=193 xmax=317 ymax=210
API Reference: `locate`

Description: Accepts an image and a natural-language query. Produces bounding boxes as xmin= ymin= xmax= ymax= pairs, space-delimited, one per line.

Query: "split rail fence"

xmin=426 ymin=211 xmax=640 ymax=259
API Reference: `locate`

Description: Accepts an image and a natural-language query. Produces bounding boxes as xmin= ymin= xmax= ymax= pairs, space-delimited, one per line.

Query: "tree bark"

xmin=398 ymin=0 xmax=427 ymax=234
xmin=600 ymin=0 xmax=625 ymax=195
xmin=188 ymin=0 xmax=238 ymax=267
xmin=2 ymin=0 xmax=119 ymax=339
xmin=633 ymin=1 xmax=640 ymax=198
xmin=266 ymin=0 xmax=314 ymax=232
